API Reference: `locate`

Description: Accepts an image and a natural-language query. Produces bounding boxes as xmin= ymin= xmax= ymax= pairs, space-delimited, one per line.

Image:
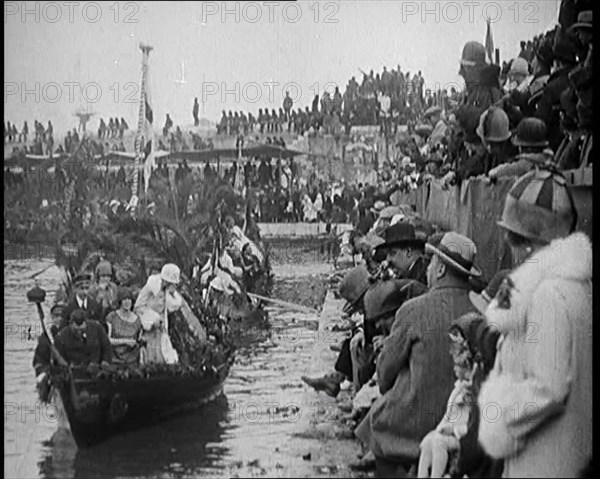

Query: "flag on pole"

xmin=130 ymin=44 xmax=153 ymax=211
xmin=142 ymin=60 xmax=155 ymax=193
xmin=485 ymin=17 xmax=494 ymax=63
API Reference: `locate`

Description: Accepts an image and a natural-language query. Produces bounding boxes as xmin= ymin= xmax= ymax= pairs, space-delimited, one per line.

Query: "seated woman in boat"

xmin=54 ymin=309 xmax=113 ymax=366
xmin=105 ymin=288 xmax=142 ymax=365
xmin=89 ymin=260 xmax=119 ymax=314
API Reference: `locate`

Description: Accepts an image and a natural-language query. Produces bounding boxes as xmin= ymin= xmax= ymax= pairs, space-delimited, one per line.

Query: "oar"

xmin=247 ymin=292 xmax=319 ymax=315
xmin=26 ymin=285 xmax=68 ymax=367
xmin=27 ymin=285 xmax=83 ymax=412
xmin=28 ymin=263 xmax=55 ymax=280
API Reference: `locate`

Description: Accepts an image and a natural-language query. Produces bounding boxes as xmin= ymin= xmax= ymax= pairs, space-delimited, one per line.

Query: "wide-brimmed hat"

xmin=364 ymin=278 xmax=427 ymax=322
xmin=375 ymin=223 xmax=425 ymax=255
xmin=469 ymin=269 xmax=511 ymax=314
xmin=425 ymin=231 xmax=481 ymax=277
xmin=339 ymin=265 xmax=370 ymax=314
xmin=569 ymin=10 xmax=592 ymax=32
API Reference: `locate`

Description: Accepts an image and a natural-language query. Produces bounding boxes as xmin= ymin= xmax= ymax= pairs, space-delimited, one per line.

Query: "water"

xmin=4 ymin=258 xmax=364 ymax=479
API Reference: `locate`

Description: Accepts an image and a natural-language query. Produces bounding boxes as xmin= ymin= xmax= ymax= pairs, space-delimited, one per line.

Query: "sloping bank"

xmin=390 ymin=170 xmax=592 ymax=280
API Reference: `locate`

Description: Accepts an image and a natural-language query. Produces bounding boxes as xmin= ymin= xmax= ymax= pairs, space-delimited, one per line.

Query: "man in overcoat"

xmin=355 ymin=231 xmax=480 ymax=477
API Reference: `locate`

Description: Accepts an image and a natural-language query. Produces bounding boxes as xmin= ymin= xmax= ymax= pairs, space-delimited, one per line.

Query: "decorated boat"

xmin=28 ymin=191 xmax=267 ymax=447
xmin=28 ymin=43 xmax=274 ymax=448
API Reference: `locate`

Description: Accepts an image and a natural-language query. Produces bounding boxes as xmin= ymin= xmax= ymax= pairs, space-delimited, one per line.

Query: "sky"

xmin=5 ymin=1 xmax=561 ymax=135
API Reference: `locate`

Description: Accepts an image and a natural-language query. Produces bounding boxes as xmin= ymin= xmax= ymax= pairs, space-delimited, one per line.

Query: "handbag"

xmin=160 ymin=302 xmax=179 ymax=364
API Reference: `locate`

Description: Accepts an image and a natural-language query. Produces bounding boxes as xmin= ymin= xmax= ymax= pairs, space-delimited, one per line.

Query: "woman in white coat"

xmin=478 ymin=169 xmax=592 ymax=477
xmin=133 ymin=263 xmax=183 ymax=364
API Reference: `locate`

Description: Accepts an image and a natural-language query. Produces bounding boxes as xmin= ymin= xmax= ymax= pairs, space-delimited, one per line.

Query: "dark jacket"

xmin=32 ymin=325 xmax=60 ymax=377
xmin=535 ymin=66 xmax=574 ymax=152
xmin=355 ymin=284 xmax=477 ymax=464
xmin=54 ymin=321 xmax=113 ymax=366
xmin=61 ymin=296 xmax=105 ymax=331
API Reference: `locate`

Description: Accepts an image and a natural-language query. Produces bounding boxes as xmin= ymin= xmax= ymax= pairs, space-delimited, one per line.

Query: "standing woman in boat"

xmin=89 ymin=260 xmax=119 ymax=318
xmin=105 ymin=288 xmax=143 ymax=365
xmin=133 ymin=263 xmax=182 ymax=365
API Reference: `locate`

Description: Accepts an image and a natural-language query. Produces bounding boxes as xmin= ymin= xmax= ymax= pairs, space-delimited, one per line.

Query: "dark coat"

xmin=54 ymin=321 xmax=113 ymax=366
xmin=61 ymin=296 xmax=105 ymax=331
xmin=32 ymin=325 xmax=60 ymax=377
xmin=535 ymin=66 xmax=573 ymax=152
xmin=355 ymin=284 xmax=477 ymax=465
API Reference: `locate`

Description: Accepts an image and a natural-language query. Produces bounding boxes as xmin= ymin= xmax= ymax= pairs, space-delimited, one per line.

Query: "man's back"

xmin=364 ymin=285 xmax=477 ymax=463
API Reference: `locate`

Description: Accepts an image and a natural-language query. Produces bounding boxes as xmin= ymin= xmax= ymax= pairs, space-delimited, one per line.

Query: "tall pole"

xmin=131 ymin=43 xmax=153 ymax=214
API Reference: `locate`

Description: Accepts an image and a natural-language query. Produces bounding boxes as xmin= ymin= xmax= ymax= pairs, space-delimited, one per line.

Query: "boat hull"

xmin=56 ymin=362 xmax=232 ymax=448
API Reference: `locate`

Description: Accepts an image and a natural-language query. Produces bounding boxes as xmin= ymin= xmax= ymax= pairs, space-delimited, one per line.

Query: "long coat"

xmin=355 ymin=284 xmax=477 ymax=464
xmin=478 ymin=232 xmax=592 ymax=478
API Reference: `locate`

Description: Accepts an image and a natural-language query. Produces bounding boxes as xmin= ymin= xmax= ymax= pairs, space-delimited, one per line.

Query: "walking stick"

xmin=27 ymin=285 xmax=68 ymax=367
xmin=27 ymin=284 xmax=82 ymax=410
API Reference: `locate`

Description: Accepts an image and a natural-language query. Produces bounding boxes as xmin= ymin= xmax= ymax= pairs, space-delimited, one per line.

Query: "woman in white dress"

xmin=133 ymin=263 xmax=182 ymax=365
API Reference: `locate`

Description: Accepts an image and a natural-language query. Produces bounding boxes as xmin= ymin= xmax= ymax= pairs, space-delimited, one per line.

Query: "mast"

xmin=131 ymin=43 xmax=153 ymax=213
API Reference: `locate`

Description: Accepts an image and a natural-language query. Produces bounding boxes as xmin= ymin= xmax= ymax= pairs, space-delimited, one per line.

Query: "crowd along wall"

xmin=390 ymin=173 xmax=593 ymax=281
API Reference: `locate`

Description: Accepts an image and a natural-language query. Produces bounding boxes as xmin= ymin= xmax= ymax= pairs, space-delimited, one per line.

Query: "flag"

xmin=485 ymin=17 xmax=494 ymax=63
xmin=141 ymin=61 xmax=155 ymax=193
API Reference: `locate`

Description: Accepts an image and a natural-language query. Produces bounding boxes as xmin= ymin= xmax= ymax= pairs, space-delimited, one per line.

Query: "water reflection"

xmin=6 ymin=256 xmax=338 ymax=479
xmin=37 ymin=395 xmax=229 ymax=479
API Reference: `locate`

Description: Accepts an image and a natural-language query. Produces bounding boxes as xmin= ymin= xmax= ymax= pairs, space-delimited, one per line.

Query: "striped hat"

xmin=498 ymin=169 xmax=578 ymax=244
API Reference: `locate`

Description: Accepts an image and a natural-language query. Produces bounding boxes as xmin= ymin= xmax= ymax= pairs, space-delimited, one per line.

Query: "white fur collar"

xmin=486 ymin=233 xmax=592 ymax=332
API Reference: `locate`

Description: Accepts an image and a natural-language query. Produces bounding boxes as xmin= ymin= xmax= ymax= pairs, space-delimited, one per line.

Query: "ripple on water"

xmin=5 ymin=260 xmax=356 ymax=479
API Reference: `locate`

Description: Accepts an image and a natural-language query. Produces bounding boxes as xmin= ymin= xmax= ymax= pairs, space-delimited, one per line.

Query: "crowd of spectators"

xmin=4 ymin=120 xmax=55 ymax=156
xmin=97 ymin=117 xmax=129 ymax=140
xmin=296 ymin=3 xmax=593 ymax=478
xmin=213 ymin=69 xmax=460 ymax=139
xmin=157 ymin=120 xmax=215 ymax=153
xmin=4 ymin=117 xmax=132 ymax=158
xmin=415 ymin=5 xmax=593 ymax=188
xmin=5 ymin=1 xmax=593 ymax=242
xmin=302 ymin=159 xmax=591 ymax=477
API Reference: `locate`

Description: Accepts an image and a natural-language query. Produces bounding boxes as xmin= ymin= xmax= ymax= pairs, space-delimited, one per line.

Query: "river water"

xmin=5 ymin=256 xmax=366 ymax=479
